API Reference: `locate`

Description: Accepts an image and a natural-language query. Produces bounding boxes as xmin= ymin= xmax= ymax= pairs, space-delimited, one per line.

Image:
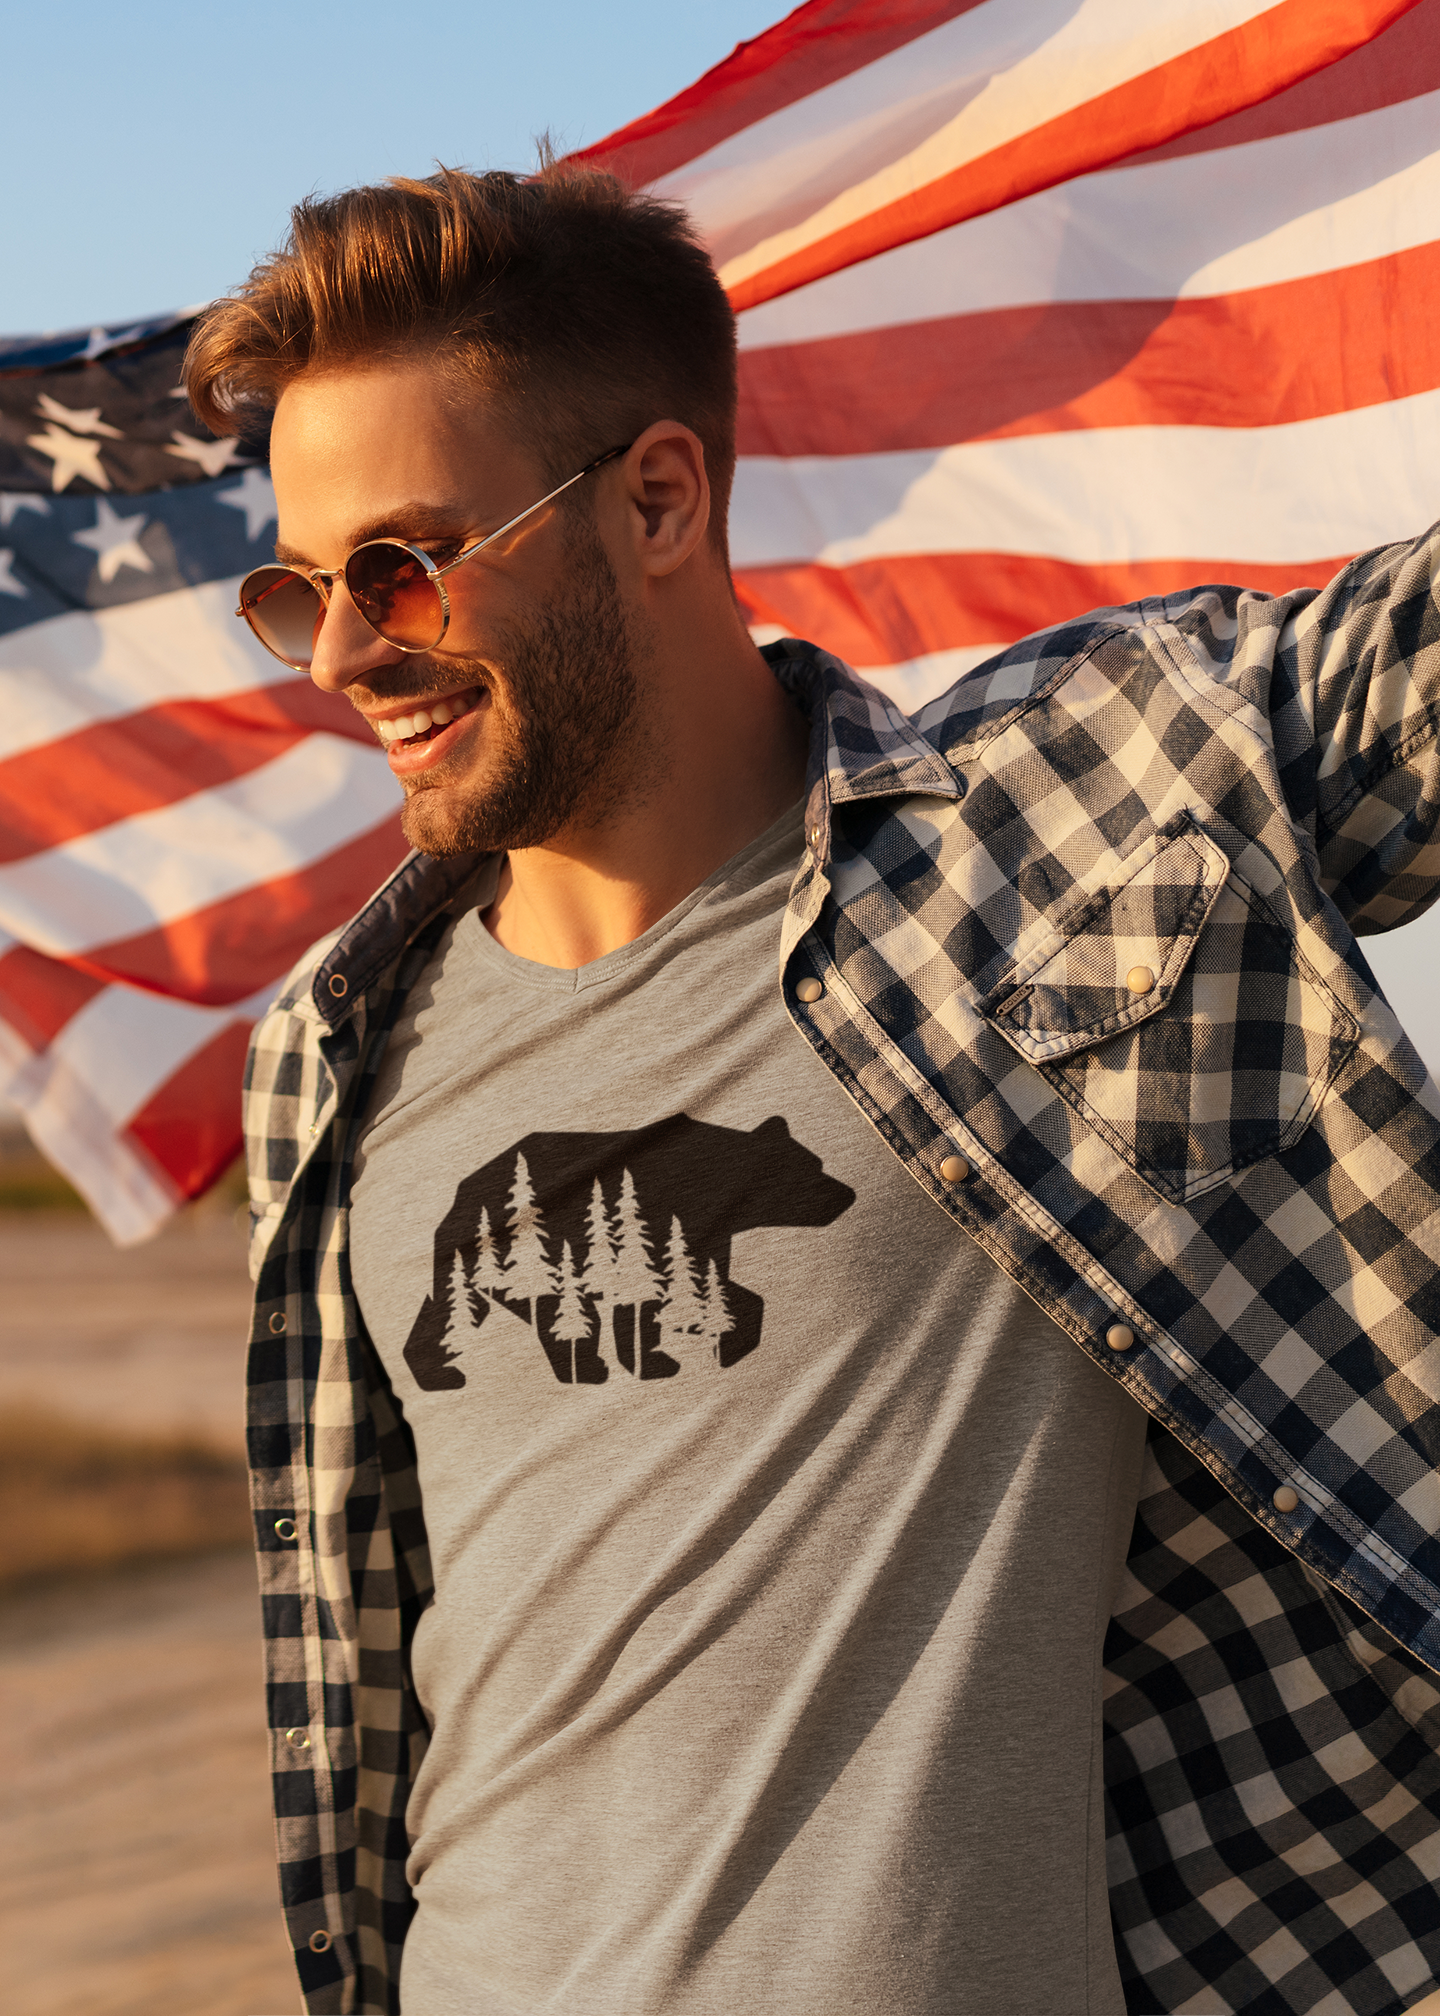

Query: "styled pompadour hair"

xmin=183 ymin=163 xmax=739 ymax=556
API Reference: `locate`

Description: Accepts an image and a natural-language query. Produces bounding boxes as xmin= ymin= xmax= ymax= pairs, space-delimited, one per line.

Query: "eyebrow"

xmin=272 ymin=502 xmax=477 ymax=569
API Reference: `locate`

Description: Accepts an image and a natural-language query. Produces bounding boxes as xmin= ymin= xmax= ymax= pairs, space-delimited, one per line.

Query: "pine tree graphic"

xmin=658 ymin=1214 xmax=709 ymax=1363
xmin=700 ymin=1258 xmax=734 ymax=1364
xmin=551 ymin=1239 xmax=597 ymax=1384
xmin=470 ymin=1204 xmax=509 ymax=1310
xmin=582 ymin=1178 xmax=619 ymax=1307
xmin=498 ymin=1152 xmax=555 ymax=1318
xmin=437 ymin=1248 xmax=478 ymax=1372
xmin=608 ymin=1167 xmax=661 ymax=1375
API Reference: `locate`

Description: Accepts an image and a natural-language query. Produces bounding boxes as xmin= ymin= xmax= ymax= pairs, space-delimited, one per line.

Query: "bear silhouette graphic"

xmin=402 ymin=1113 xmax=856 ymax=1390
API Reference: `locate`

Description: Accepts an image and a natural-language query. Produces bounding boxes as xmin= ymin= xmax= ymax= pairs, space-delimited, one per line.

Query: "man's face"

xmin=268 ymin=361 xmax=655 ymax=857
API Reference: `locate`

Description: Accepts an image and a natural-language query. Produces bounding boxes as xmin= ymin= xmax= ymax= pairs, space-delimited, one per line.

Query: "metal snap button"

xmin=809 ymin=826 xmax=822 ymax=850
xmin=268 ymin=1311 xmax=287 ymax=1335
xmin=939 ymin=1154 xmax=971 ymax=1184
xmin=1105 ymin=1323 xmax=1136 ymax=1352
xmin=274 ymin=1517 xmax=297 ymax=1542
xmin=286 ymin=1727 xmax=312 ymax=1749
xmin=1272 ymin=1485 xmax=1299 ymax=1515
xmin=307 ymin=1929 xmax=332 ymax=1953
xmin=795 ymin=977 xmax=823 ymax=1004
xmin=1126 ymin=965 xmax=1156 ymax=995
xmin=327 ymin=972 xmax=347 ymax=998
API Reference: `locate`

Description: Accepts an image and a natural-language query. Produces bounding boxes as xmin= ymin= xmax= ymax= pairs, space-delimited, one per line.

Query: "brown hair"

xmin=183 ymin=163 xmax=738 ymax=555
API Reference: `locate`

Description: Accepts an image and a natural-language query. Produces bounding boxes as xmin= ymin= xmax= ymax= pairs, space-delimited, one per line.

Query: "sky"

xmin=0 ymin=0 xmax=783 ymax=336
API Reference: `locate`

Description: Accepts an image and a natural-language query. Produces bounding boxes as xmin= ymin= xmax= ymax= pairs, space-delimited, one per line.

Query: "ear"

xmin=616 ymin=420 xmax=711 ymax=580
xmin=755 ymin=1116 xmax=792 ymax=1143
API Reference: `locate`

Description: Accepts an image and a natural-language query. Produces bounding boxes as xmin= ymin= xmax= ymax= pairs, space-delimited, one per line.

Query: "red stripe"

xmin=725 ymin=0 xmax=1421 ymax=312
xmin=0 ymin=681 xmax=372 ymax=865
xmin=0 ymin=945 xmax=105 ymax=1050
xmin=734 ymin=551 xmax=1351 ymax=664
xmin=122 ymin=1018 xmax=251 ymax=1206
xmin=572 ymin=0 xmax=985 ymax=188
xmin=736 ymin=242 xmax=1440 ymax=457
xmin=62 ymin=813 xmax=409 ymax=1006
xmin=1109 ymin=0 xmax=1440 ymax=167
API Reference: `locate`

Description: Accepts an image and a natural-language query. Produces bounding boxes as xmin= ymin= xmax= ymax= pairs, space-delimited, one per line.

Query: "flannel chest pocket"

xmin=981 ymin=814 xmax=1359 ymax=1202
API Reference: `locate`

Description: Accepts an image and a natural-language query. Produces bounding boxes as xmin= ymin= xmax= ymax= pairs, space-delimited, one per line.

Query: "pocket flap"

xmin=984 ymin=815 xmax=1230 ymax=1064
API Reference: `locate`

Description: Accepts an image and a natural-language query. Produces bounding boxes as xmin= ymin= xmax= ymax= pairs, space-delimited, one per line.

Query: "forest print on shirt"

xmin=401 ymin=1112 xmax=856 ymax=1390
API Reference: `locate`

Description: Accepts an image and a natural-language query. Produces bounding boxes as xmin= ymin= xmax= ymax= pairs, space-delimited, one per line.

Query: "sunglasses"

xmin=235 ymin=443 xmax=632 ymax=671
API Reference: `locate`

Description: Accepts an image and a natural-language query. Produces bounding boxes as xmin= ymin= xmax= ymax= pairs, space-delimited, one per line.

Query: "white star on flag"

xmin=72 ymin=498 xmax=154 ymax=583
xmin=0 ymin=550 xmax=26 ymax=597
xmin=80 ymin=324 xmax=150 ymax=362
xmin=26 ymin=424 xmax=111 ymax=493
xmin=34 ymin=392 xmax=123 ymax=438
xmin=217 ymin=466 xmax=277 ymax=541
xmin=0 ymin=495 xmax=51 ymax=529
xmin=167 ymin=432 xmax=244 ymax=478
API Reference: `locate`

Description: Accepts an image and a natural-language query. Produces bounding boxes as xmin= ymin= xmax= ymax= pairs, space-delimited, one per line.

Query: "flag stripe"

xmin=121 ymin=1016 xmax=252 ymax=1203
xmin=736 ymin=243 xmax=1440 ymax=458
xmin=0 ymin=681 xmax=373 ymax=863
xmin=0 ymin=738 xmax=400 ymax=955
xmin=711 ymin=0 xmax=1421 ymax=310
xmin=64 ymin=813 xmax=407 ymax=1006
xmin=1107 ymin=0 xmax=1440 ymax=166
xmin=733 ymin=89 xmax=1440 ymax=344
xmin=735 ymin=551 xmax=1348 ymax=665
xmin=0 ymin=943 xmax=105 ymax=1050
xmin=729 ymin=391 xmax=1440 ymax=570
xmin=574 ymin=0 xmax=986 ymax=186
xmin=0 ymin=575 xmax=293 ymax=765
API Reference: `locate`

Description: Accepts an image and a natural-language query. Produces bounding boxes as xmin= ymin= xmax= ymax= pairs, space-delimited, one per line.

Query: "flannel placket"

xmin=244 ymin=524 xmax=1440 ymax=2014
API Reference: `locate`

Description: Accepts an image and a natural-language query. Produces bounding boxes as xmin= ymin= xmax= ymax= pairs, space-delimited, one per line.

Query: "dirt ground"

xmin=0 ymin=1208 xmax=299 ymax=2016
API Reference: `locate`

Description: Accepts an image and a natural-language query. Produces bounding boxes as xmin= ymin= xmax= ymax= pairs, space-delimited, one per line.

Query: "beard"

xmin=372 ymin=522 xmax=656 ymax=859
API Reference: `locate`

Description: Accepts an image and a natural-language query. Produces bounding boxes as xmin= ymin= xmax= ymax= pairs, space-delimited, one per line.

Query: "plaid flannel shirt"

xmin=245 ymin=523 xmax=1440 ymax=2015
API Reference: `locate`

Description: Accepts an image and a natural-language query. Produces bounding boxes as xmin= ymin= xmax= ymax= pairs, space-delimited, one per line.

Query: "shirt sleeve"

xmin=1259 ymin=524 xmax=1440 ymax=935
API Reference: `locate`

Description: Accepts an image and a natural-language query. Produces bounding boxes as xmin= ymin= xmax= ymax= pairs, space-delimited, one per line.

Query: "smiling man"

xmin=187 ymin=166 xmax=1440 ymax=2016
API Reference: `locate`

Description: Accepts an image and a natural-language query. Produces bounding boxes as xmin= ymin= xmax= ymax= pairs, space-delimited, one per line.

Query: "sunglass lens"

xmin=240 ymin=568 xmax=324 ymax=669
xmin=346 ymin=543 xmax=445 ymax=650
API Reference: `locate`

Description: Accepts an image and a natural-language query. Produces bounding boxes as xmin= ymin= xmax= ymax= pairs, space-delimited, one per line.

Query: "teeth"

xmin=376 ymin=689 xmax=477 ymax=747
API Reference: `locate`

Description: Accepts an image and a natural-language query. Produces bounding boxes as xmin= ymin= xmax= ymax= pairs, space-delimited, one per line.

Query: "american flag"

xmin=1 ymin=0 xmax=1434 ymax=1241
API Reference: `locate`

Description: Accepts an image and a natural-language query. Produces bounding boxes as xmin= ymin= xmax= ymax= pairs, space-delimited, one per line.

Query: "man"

xmin=187 ymin=165 xmax=1440 ymax=2015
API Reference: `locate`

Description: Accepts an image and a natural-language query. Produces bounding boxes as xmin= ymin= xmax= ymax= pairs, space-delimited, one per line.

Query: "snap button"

xmin=308 ymin=1929 xmax=333 ymax=1953
xmin=274 ymin=1517 xmax=298 ymax=1542
xmin=1272 ymin=1485 xmax=1299 ymax=1515
xmin=1105 ymin=1323 xmax=1136 ymax=1352
xmin=809 ymin=826 xmax=822 ymax=850
xmin=268 ymin=1311 xmax=287 ymax=1335
xmin=939 ymin=1154 xmax=971 ymax=1184
xmin=286 ymin=1727 xmax=312 ymax=1749
xmin=795 ymin=977 xmax=823 ymax=1004
xmin=327 ymin=972 xmax=347 ymax=998
xmin=1126 ymin=965 xmax=1155 ymax=995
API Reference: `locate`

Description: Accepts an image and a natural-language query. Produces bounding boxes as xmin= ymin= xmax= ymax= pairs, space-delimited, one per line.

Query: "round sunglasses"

xmin=235 ymin=443 xmax=632 ymax=671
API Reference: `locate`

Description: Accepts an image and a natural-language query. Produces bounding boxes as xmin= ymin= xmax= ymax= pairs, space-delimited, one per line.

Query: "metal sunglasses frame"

xmin=235 ymin=442 xmax=633 ymax=669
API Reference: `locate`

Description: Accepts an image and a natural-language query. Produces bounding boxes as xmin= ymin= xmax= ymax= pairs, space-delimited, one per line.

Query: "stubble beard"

xmin=385 ymin=525 xmax=657 ymax=859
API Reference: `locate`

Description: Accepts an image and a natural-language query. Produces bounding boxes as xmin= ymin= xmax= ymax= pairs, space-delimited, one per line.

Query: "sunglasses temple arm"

xmin=433 ymin=448 xmax=629 ymax=580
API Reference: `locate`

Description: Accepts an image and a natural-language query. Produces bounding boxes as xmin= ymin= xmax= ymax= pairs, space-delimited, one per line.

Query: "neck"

xmin=483 ymin=586 xmax=809 ymax=969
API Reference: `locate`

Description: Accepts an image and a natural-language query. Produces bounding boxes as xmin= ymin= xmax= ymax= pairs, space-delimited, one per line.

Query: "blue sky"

xmin=1 ymin=0 xmax=783 ymax=336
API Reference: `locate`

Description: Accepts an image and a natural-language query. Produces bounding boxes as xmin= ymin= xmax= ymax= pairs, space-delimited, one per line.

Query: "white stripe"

xmin=736 ymin=92 xmax=1440 ymax=348
xmin=0 ymin=736 xmax=400 ymax=953
xmin=729 ymin=388 xmax=1440 ymax=569
xmin=0 ymin=573 xmax=294 ymax=763
xmin=673 ymin=0 xmax=1292 ymax=292
xmin=750 ymin=623 xmax=1000 ymax=705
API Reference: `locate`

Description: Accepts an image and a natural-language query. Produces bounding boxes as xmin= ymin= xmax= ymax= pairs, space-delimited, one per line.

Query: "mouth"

xmin=372 ymin=685 xmax=483 ymax=749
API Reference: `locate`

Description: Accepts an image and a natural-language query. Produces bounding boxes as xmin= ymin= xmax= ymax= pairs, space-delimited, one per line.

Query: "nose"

xmin=308 ymin=576 xmax=405 ymax=693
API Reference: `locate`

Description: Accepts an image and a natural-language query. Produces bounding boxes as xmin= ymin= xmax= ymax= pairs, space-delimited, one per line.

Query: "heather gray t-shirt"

xmin=350 ymin=805 xmax=1147 ymax=2016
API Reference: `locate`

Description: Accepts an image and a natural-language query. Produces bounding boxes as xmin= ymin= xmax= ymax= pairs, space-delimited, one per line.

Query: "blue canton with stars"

xmin=0 ymin=312 xmax=275 ymax=638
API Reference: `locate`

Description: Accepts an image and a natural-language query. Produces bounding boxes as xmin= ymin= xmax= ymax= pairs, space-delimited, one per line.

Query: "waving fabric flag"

xmin=0 ymin=0 xmax=1434 ymax=1241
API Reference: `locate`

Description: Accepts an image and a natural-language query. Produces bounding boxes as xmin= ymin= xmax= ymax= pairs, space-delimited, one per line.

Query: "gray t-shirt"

xmin=350 ymin=805 xmax=1147 ymax=2016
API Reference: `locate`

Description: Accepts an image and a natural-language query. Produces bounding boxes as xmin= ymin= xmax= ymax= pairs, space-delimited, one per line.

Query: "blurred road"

xmin=1 ymin=1550 xmax=297 ymax=2016
xmin=0 ymin=1210 xmax=253 ymax=1451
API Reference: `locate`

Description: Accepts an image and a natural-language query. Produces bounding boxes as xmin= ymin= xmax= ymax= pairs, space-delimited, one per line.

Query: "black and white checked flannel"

xmin=244 ymin=523 xmax=1440 ymax=2013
